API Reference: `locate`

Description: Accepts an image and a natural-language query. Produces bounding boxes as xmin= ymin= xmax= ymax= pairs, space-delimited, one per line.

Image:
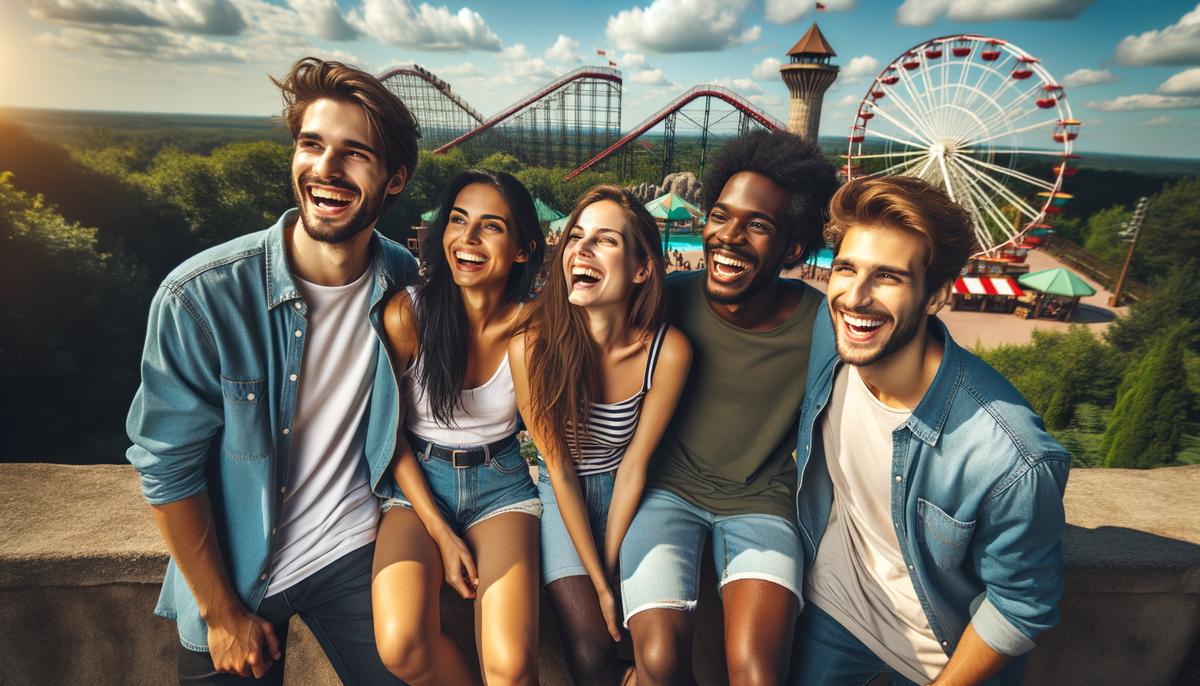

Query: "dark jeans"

xmin=178 ymin=542 xmax=404 ymax=685
xmin=788 ymin=605 xmax=922 ymax=686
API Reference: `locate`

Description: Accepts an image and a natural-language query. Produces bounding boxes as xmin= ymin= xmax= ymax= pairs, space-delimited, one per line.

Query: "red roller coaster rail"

xmin=433 ymin=66 xmax=622 ymax=154
xmin=564 ymin=84 xmax=784 ymax=181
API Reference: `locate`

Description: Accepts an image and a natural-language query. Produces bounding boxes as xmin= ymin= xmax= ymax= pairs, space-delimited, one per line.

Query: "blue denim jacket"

xmin=795 ymin=300 xmax=1069 ymax=683
xmin=126 ymin=210 xmax=417 ymax=651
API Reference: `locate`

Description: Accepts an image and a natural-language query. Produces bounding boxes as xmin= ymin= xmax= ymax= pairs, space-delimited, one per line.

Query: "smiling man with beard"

xmin=126 ymin=58 xmax=419 ymax=684
xmin=790 ymin=177 xmax=1068 ymax=686
xmin=618 ymin=130 xmax=838 ymax=685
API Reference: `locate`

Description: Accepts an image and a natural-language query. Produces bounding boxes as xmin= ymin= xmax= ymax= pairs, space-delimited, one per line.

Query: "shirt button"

xmin=293 ymin=302 xmax=301 ymax=309
xmin=908 ymin=564 xmax=914 ymax=570
xmin=246 ymin=393 xmax=256 ymax=401
xmin=294 ymin=329 xmax=302 ymax=337
xmin=260 ymin=574 xmax=267 ymax=581
xmin=895 ymin=475 xmax=902 ymax=482
xmin=280 ymin=486 xmax=287 ymax=493
xmin=942 ymin=641 xmax=949 ymax=647
xmin=289 ymin=373 xmax=298 ymax=381
xmin=271 ymin=528 xmax=277 ymax=536
xmin=282 ymin=428 xmax=290 ymax=435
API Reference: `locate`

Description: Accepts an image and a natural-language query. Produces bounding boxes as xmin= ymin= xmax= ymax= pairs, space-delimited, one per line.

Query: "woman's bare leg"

xmin=465 ymin=511 xmax=541 ymax=686
xmin=546 ymin=575 xmax=625 ymax=686
xmin=372 ymin=508 xmax=481 ymax=686
xmin=721 ymin=579 xmax=798 ymax=686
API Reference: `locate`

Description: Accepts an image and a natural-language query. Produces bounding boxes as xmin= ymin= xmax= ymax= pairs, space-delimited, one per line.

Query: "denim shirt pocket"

xmin=219 ymin=376 xmax=272 ymax=460
xmin=917 ymin=498 xmax=976 ymax=571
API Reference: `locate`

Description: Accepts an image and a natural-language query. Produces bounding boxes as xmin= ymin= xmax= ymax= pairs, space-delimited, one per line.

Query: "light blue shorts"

xmin=536 ymin=461 xmax=616 ymax=585
xmin=381 ymin=435 xmax=541 ymax=533
xmin=618 ymin=488 xmax=803 ymax=626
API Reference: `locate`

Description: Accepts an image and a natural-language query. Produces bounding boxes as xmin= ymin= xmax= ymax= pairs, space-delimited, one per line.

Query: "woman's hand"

xmin=434 ymin=528 xmax=479 ymax=599
xmin=594 ymin=581 xmax=622 ymax=642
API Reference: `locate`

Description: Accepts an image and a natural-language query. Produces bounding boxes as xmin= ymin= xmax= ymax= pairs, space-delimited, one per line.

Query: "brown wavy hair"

xmin=519 ymin=186 xmax=666 ymax=467
xmin=825 ymin=176 xmax=978 ymax=294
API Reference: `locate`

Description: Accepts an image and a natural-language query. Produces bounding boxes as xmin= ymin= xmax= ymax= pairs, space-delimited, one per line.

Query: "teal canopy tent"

xmin=1018 ymin=267 xmax=1096 ymax=321
xmin=644 ymin=193 xmax=702 ymax=252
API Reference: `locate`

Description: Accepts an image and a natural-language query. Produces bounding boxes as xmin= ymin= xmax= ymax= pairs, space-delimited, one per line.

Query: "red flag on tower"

xmin=608 ymin=60 xmax=617 ymax=68
xmin=816 ymin=2 xmax=826 ymax=9
xmin=597 ymin=49 xmax=607 ymax=56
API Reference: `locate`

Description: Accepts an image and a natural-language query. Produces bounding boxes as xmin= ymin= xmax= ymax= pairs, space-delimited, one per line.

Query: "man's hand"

xmin=206 ymin=605 xmax=282 ymax=678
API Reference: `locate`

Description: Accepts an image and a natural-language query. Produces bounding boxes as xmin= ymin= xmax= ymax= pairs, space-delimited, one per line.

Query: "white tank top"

xmin=403 ymin=290 xmax=519 ymax=446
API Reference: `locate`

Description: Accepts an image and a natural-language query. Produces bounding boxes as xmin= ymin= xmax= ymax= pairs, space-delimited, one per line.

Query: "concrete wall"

xmin=1 ymin=463 xmax=1197 ymax=685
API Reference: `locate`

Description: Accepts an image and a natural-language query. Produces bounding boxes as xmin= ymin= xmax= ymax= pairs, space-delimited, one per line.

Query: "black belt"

xmin=408 ymin=433 xmax=518 ymax=469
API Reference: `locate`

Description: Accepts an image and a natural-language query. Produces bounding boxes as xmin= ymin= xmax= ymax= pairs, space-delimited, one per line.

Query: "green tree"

xmin=475 ymin=152 xmax=524 ymax=174
xmin=0 ymin=172 xmax=147 ymax=462
xmin=1101 ymin=324 xmax=1193 ymax=468
xmin=1081 ymin=205 xmax=1131 ymax=268
xmin=1132 ymin=176 xmax=1200 ymax=283
xmin=1106 ymin=260 xmax=1200 ymax=353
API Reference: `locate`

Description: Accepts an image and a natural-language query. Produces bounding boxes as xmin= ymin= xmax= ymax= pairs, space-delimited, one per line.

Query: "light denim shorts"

xmin=536 ymin=460 xmax=616 ymax=585
xmin=618 ymin=487 xmax=803 ymax=626
xmin=381 ymin=435 xmax=541 ymax=533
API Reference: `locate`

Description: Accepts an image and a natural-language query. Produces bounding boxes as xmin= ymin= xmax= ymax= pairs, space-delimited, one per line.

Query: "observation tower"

xmin=780 ymin=23 xmax=838 ymax=142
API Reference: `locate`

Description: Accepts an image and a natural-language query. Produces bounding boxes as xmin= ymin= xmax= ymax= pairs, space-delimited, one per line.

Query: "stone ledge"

xmin=1 ymin=462 xmax=1198 ymax=685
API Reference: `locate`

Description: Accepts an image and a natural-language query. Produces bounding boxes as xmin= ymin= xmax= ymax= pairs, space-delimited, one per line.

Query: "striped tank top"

xmin=562 ymin=323 xmax=669 ymax=477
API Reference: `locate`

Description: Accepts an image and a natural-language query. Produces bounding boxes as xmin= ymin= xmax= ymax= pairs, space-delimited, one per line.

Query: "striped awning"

xmin=953 ymin=276 xmax=1024 ymax=297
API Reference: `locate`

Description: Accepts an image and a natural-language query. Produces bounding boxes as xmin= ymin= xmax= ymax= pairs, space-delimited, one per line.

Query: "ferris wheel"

xmin=845 ymin=35 xmax=1079 ymax=254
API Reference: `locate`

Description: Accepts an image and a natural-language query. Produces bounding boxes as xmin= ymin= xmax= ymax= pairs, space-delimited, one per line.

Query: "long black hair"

xmin=415 ymin=169 xmax=546 ymax=427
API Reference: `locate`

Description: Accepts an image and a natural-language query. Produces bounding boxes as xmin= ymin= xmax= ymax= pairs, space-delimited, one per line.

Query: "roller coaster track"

xmin=564 ymin=84 xmax=784 ymax=180
xmin=378 ymin=65 xmax=485 ymax=149
xmin=433 ymin=66 xmax=622 ymax=154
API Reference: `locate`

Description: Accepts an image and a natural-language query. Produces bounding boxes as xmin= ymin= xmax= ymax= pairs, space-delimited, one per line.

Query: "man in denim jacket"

xmin=790 ymin=177 xmax=1068 ymax=685
xmin=126 ymin=58 xmax=418 ymax=684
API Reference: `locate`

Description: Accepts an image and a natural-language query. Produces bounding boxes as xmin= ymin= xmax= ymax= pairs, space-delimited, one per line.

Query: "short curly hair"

xmin=700 ymin=129 xmax=839 ymax=263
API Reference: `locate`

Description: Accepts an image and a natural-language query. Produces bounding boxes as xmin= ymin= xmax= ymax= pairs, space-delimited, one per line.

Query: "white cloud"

xmin=1140 ymin=115 xmax=1176 ymax=126
xmin=1086 ymin=93 xmax=1200 ymax=111
xmin=842 ymin=55 xmax=879 ymax=79
xmin=748 ymin=93 xmax=784 ymax=110
xmin=501 ymin=44 xmax=530 ymax=61
xmin=1061 ymin=68 xmax=1118 ymax=88
xmin=836 ymin=93 xmax=859 ymax=108
xmin=25 ymin=0 xmax=247 ymax=34
xmin=896 ymin=0 xmax=1094 ymax=27
xmin=349 ymin=0 xmax=502 ymax=51
xmin=713 ymin=77 xmax=762 ymax=94
xmin=764 ymin=0 xmax=855 ymax=24
xmin=34 ymin=25 xmax=248 ymax=62
xmin=619 ymin=52 xmax=647 ymax=69
xmin=1116 ymin=4 xmax=1200 ymax=66
xmin=1158 ymin=67 xmax=1200 ymax=95
xmin=606 ymin=0 xmax=761 ymax=53
xmin=630 ymin=68 xmax=669 ymax=85
xmin=433 ymin=61 xmax=484 ymax=76
xmin=286 ymin=0 xmax=358 ymax=41
xmin=546 ymin=34 xmax=581 ymax=63
xmin=752 ymin=57 xmax=781 ymax=80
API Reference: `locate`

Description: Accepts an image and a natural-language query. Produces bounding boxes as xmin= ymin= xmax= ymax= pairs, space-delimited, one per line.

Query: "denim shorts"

xmin=618 ymin=488 xmax=803 ymax=626
xmin=381 ymin=435 xmax=541 ymax=532
xmin=536 ymin=461 xmax=615 ymax=585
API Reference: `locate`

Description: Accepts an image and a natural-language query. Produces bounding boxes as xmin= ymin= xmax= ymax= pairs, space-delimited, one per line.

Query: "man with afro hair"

xmin=618 ymin=129 xmax=839 ymax=685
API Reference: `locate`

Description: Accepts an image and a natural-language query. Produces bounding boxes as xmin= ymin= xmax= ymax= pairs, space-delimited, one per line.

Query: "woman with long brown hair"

xmin=510 ymin=186 xmax=691 ymax=685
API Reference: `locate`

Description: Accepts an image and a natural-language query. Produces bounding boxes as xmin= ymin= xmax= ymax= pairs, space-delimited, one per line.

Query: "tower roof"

xmin=787 ymin=23 xmax=836 ymax=58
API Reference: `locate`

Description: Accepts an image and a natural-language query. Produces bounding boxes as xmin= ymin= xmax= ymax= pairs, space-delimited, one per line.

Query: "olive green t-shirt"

xmin=648 ymin=271 xmax=821 ymax=520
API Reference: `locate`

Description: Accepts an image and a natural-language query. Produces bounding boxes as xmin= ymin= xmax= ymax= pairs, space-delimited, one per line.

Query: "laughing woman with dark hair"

xmin=510 ymin=186 xmax=691 ymax=686
xmin=371 ymin=169 xmax=546 ymax=686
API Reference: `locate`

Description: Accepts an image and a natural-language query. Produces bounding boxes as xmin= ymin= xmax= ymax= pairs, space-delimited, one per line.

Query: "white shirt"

xmin=806 ymin=363 xmax=948 ymax=683
xmin=266 ymin=267 xmax=380 ymax=595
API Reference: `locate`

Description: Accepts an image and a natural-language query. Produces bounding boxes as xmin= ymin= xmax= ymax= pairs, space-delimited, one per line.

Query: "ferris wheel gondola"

xmin=843 ymin=34 xmax=1080 ymax=254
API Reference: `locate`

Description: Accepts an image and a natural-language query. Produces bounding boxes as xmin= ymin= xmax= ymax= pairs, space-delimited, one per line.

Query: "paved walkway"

xmin=673 ymin=247 xmax=1130 ymax=350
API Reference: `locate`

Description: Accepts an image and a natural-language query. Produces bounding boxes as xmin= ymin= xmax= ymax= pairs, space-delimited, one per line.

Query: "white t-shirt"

xmin=266 ymin=267 xmax=380 ymax=596
xmin=806 ymin=363 xmax=948 ymax=683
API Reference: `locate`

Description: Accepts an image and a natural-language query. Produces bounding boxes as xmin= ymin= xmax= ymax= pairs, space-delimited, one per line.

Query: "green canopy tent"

xmin=1018 ymin=267 xmax=1096 ymax=321
xmin=420 ymin=208 xmax=439 ymax=224
xmin=534 ymin=197 xmax=565 ymax=230
xmin=644 ymin=192 xmax=702 ymax=253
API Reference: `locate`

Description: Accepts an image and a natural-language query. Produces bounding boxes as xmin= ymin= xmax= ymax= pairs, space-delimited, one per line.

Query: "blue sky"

xmin=2 ymin=0 xmax=1199 ymax=158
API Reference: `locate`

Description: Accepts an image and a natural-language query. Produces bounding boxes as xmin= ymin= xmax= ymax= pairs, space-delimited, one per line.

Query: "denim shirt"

xmin=126 ymin=210 xmax=417 ymax=651
xmin=795 ymin=300 xmax=1069 ymax=683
